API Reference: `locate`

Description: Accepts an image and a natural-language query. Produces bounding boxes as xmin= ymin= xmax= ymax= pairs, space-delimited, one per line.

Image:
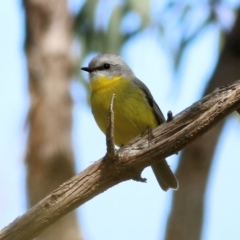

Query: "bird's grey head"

xmin=81 ymin=54 xmax=135 ymax=80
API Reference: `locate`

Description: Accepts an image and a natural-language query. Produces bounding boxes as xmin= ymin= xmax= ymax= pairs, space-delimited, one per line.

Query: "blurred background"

xmin=1 ymin=0 xmax=240 ymax=239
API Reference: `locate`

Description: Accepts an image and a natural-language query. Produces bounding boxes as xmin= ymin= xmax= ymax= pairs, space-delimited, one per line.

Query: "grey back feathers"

xmin=132 ymin=78 xmax=166 ymax=123
xmin=88 ymin=54 xmax=135 ymax=79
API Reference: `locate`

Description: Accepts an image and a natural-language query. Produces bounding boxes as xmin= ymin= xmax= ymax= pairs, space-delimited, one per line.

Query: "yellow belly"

xmin=90 ymin=76 xmax=158 ymax=146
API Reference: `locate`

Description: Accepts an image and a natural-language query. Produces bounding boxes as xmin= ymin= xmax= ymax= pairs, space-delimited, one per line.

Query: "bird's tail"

xmin=151 ymin=159 xmax=178 ymax=191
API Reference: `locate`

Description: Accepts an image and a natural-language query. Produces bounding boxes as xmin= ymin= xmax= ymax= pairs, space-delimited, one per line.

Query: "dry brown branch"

xmin=0 ymin=80 xmax=240 ymax=240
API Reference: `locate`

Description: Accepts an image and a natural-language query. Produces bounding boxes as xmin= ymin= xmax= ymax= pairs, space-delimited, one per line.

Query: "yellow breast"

xmin=90 ymin=76 xmax=158 ymax=146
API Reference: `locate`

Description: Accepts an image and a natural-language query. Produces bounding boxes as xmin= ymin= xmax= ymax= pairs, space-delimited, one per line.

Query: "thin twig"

xmin=105 ymin=94 xmax=116 ymax=159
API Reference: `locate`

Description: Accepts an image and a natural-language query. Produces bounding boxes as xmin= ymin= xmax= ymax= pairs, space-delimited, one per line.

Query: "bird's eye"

xmin=103 ymin=63 xmax=110 ymax=69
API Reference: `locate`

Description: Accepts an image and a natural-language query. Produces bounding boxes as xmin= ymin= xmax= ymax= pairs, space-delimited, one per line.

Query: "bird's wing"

xmin=132 ymin=78 xmax=165 ymax=124
xmin=132 ymin=78 xmax=178 ymax=191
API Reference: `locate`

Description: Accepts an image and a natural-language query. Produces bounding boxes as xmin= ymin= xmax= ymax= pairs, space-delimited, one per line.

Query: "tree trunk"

xmin=165 ymin=8 xmax=240 ymax=240
xmin=24 ymin=0 xmax=83 ymax=239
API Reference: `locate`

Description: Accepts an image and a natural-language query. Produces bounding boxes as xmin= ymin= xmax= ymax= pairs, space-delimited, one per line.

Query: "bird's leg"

xmin=166 ymin=110 xmax=179 ymax=155
xmin=104 ymin=94 xmax=117 ymax=161
xmin=147 ymin=126 xmax=154 ymax=147
xmin=167 ymin=110 xmax=173 ymax=122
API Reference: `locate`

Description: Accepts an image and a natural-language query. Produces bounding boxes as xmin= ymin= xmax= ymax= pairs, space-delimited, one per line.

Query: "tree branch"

xmin=1 ymin=80 xmax=240 ymax=240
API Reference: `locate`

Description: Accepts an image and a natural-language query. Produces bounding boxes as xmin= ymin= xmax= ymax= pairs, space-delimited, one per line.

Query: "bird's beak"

xmin=81 ymin=67 xmax=91 ymax=72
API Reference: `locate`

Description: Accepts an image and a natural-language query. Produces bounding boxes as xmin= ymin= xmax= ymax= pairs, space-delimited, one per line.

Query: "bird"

xmin=81 ymin=54 xmax=178 ymax=191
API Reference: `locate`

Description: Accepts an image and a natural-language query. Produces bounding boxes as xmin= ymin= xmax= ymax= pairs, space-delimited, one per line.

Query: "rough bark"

xmin=23 ymin=0 xmax=82 ymax=239
xmin=0 ymin=79 xmax=240 ymax=240
xmin=165 ymin=8 xmax=240 ymax=240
